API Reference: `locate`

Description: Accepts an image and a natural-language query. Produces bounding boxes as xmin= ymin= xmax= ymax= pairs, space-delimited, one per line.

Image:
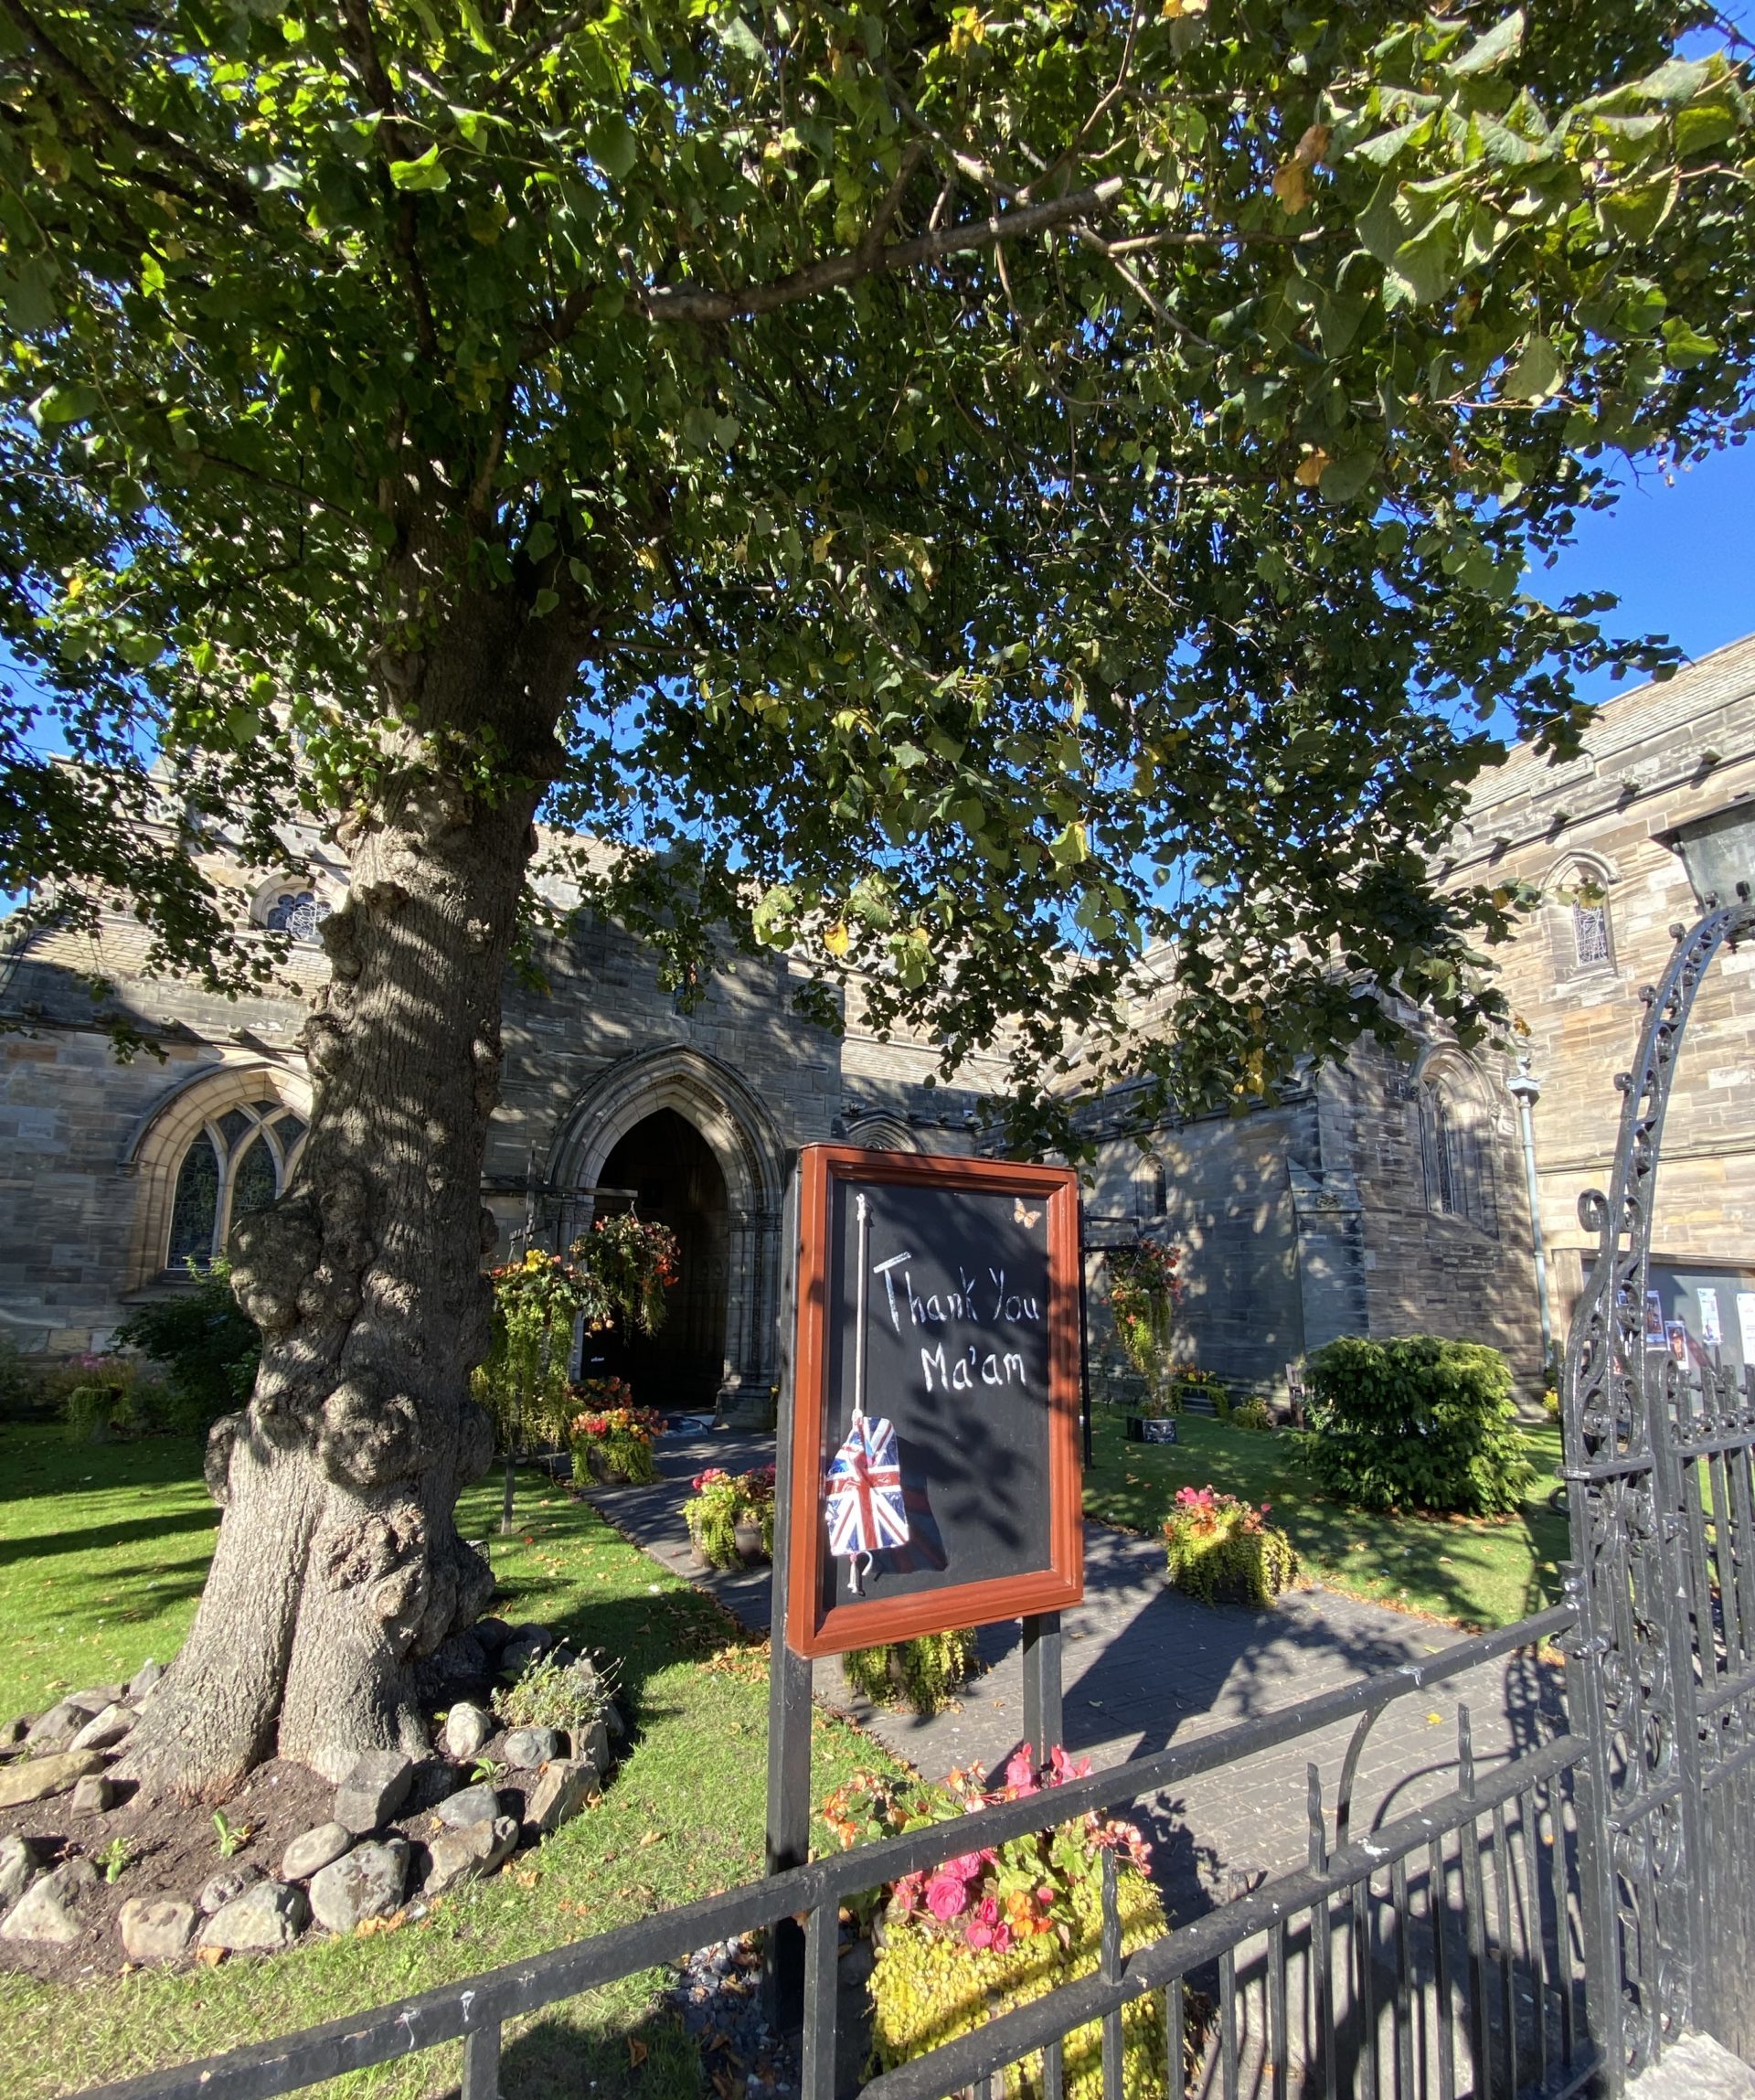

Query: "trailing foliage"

xmin=842 ymin=1627 xmax=982 ymax=1715
xmin=1301 ymin=1336 xmax=1536 ymax=1514
xmin=1104 ymin=1243 xmax=1183 ymax=1382
xmin=476 ymin=1221 xmax=678 ymax=1457
xmin=1163 ymin=1487 xmax=1300 ymax=1606
xmin=580 ymin=1216 xmax=679 ymax=1341
xmin=825 ymin=1748 xmax=1165 ymax=2100
xmin=684 ymin=1466 xmax=776 ymax=1568
xmin=112 ymin=1259 xmax=261 ymax=1433
xmin=567 ymin=1382 xmax=663 ymax=1486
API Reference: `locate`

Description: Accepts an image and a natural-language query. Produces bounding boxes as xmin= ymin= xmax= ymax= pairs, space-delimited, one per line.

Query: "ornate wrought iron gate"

xmin=1562 ymin=890 xmax=1755 ymax=2088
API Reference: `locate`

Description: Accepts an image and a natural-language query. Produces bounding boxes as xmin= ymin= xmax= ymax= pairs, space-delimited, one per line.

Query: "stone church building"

xmin=4 ymin=639 xmax=1752 ymax=1412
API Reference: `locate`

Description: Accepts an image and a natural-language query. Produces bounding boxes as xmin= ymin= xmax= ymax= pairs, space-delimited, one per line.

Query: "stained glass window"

xmin=1574 ymin=900 xmax=1611 ymax=967
xmin=231 ymin=1135 xmax=278 ymax=1220
xmin=163 ymin=1103 xmax=305 ymax=1269
xmin=261 ymin=890 xmax=332 ymax=943
xmin=167 ymin=1134 xmax=221 ymax=1263
xmin=218 ymin=1107 xmax=256 ymax=1148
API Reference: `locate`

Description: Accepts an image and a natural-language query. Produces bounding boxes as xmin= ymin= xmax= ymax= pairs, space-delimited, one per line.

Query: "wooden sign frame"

xmin=782 ymin=1144 xmax=1084 ymax=1659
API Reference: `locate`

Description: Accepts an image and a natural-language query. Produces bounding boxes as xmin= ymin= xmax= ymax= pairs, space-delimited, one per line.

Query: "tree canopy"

xmin=4 ymin=0 xmax=1750 ymax=1124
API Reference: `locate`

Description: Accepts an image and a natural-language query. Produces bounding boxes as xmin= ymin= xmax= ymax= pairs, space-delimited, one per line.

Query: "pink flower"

xmin=945 ymin=1850 xmax=987 ymax=1881
xmin=991 ymin=1922 xmax=1013 ymax=1955
xmin=1048 ymin=1745 xmax=1091 ymax=1786
xmin=925 ymin=1873 xmax=970 ymax=1922
xmin=1003 ymin=1745 xmax=1039 ymax=1795
xmin=965 ymin=1893 xmax=1001 ymax=1947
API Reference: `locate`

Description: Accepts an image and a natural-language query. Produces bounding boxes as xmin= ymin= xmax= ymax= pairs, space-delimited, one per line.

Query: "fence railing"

xmin=78 ymin=1603 xmax=1584 ymax=2100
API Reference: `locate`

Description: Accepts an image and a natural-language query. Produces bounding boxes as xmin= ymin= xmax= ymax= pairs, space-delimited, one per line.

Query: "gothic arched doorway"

xmin=585 ymin=1109 xmax=729 ymax=1411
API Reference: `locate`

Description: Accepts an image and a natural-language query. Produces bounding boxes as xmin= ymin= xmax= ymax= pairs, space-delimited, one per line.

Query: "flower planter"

xmin=733 ymin=1519 xmax=769 ymax=1565
xmin=1125 ymin=1415 xmax=1178 ymax=1444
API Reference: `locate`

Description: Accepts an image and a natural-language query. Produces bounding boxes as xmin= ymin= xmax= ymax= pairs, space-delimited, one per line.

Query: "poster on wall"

xmin=1739 ymin=1293 xmax=1755 ymax=1368
xmin=782 ymin=1145 xmax=1084 ymax=1659
xmin=1698 ymin=1287 xmax=1723 ymax=1348
xmin=1644 ymin=1289 xmax=1668 ymax=1350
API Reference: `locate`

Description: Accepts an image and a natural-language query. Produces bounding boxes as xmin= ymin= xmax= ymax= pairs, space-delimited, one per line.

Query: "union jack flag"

xmin=824 ymin=1411 xmax=910 ymax=1561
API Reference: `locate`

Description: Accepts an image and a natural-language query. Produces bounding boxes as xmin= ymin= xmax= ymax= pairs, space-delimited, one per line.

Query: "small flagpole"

xmin=850 ymin=1191 xmax=871 ymax=1596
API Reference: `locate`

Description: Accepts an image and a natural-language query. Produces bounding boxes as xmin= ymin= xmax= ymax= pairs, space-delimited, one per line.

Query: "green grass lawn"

xmin=1081 ymin=1409 xmax=1569 ymax=1632
xmin=0 ymin=1424 xmax=900 ymax=2100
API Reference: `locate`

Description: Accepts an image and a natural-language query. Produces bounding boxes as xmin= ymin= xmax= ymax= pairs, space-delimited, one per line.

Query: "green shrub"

xmin=113 ymin=1258 xmax=261 ymax=1432
xmin=842 ymin=1628 xmax=981 ymax=1715
xmin=1300 ymin=1336 xmax=1535 ymax=1516
xmin=1163 ymin=1487 xmax=1298 ymax=1606
xmin=493 ymin=1651 xmax=617 ymax=1736
xmin=1229 ymin=1397 xmax=1275 ymax=1432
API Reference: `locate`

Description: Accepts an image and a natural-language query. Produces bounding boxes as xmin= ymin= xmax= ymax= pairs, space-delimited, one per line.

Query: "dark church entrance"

xmin=586 ymin=1109 xmax=729 ymax=1412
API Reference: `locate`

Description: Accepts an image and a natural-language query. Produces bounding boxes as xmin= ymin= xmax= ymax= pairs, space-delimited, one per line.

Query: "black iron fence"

xmin=79 ymin=1603 xmax=1591 ymax=2100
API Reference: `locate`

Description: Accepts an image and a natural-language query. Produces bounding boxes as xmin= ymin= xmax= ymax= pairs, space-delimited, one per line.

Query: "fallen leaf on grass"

xmin=628 ymin=2039 xmax=649 ymax=2069
xmin=639 ymin=1828 xmax=665 ymax=1847
xmin=196 ymin=1945 xmax=226 ymax=1967
xmin=356 ymin=1911 xmax=407 ymax=1938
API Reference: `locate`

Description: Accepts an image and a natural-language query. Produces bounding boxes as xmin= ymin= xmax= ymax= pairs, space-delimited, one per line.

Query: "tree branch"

xmin=335 ymin=0 xmax=441 ymax=360
xmin=639 ymin=176 xmax=1129 ymax=325
xmin=1 ymin=0 xmax=264 ymax=224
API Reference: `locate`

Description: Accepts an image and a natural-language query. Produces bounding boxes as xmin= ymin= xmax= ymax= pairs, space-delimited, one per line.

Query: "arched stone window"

xmin=250 ymin=876 xmax=334 ymax=944
xmin=1415 ymin=1052 xmax=1497 ymax=1237
xmin=124 ymin=1064 xmax=314 ymax=1285
xmin=843 ymin=1112 xmax=919 ymax=1155
xmin=1545 ymin=853 xmax=1616 ymax=978
xmin=1133 ymin=1154 xmax=1167 ymax=1220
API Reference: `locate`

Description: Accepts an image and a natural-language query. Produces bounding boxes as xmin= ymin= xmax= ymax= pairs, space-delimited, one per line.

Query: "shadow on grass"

xmin=1081 ymin=1412 xmax=1570 ymax=1632
xmin=429 ymin=1999 xmax=700 ymax=2100
xmin=0 ymin=1507 xmax=219 ymax=1565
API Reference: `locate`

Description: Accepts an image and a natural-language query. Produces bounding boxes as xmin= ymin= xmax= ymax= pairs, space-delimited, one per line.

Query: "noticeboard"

xmin=782 ymin=1145 xmax=1084 ymax=1659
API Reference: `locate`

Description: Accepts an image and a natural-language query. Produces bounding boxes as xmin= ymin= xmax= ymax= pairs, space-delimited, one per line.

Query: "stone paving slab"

xmin=584 ymin=1432 xmax=1566 ymax=1923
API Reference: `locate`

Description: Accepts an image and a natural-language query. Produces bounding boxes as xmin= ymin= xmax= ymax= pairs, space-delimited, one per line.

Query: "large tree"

xmin=1 ymin=0 xmax=1750 ymax=1798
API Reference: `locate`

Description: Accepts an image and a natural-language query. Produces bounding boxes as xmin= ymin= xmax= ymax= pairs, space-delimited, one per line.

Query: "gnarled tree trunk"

xmin=120 ymin=599 xmax=576 ymax=1800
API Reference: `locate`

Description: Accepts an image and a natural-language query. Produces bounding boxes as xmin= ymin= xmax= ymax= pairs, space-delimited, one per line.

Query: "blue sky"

xmin=1528 ymin=440 xmax=1755 ymax=700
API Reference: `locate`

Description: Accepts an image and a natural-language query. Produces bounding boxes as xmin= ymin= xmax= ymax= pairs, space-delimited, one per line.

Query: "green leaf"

xmin=0 ymin=259 xmax=58 ymax=334
xmin=1318 ymin=449 xmax=1380 ymax=504
xmin=1662 ymin=318 xmax=1718 ymax=369
xmin=1388 ymin=217 xmax=1460 ymax=308
xmin=1503 ymin=334 xmax=1565 ymax=400
xmin=1598 ymin=173 xmax=1676 ymax=243
xmin=589 ymin=116 xmax=637 ymax=180
xmin=1472 ymin=113 xmax=1544 ymax=166
xmin=1446 ymin=10 xmax=1524 ymax=76
xmin=32 ymin=383 xmax=99 ymax=426
xmin=751 ymin=884 xmax=796 ymax=948
xmin=1050 ymin=821 xmax=1089 ymax=868
xmin=715 ymin=15 xmax=767 ymax=68
xmin=387 ymin=145 xmax=449 ymax=192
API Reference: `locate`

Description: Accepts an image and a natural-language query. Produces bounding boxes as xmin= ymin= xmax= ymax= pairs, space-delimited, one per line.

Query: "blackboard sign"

xmin=782 ymin=1146 xmax=1084 ymax=1658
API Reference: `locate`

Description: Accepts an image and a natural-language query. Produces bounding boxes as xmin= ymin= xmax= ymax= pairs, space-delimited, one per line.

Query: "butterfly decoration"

xmin=1014 ymin=1196 xmax=1041 ymax=1228
xmin=824 ymin=1410 xmax=909 ymax=1595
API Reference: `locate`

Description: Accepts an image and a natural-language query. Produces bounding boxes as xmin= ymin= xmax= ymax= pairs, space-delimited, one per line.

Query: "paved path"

xmin=583 ymin=1431 xmax=1566 ymax=1924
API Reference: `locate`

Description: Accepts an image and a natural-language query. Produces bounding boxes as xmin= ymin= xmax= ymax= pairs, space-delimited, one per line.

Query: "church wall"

xmin=1310 ymin=1046 xmax=1544 ymax=1387
xmin=1086 ymin=1096 xmax=1311 ymax=1393
xmin=1447 ymin=636 xmax=1755 ymax=1348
